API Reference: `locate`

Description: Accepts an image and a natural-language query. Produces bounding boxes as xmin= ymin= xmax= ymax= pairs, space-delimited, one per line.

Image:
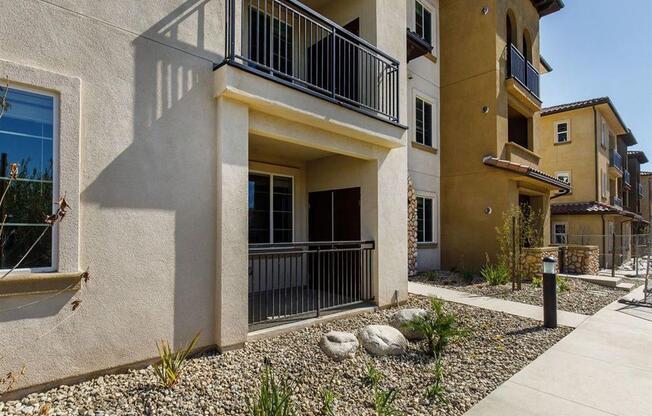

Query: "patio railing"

xmin=248 ymin=241 xmax=374 ymax=327
xmin=508 ymin=43 xmax=540 ymax=99
xmin=220 ymin=0 xmax=400 ymax=124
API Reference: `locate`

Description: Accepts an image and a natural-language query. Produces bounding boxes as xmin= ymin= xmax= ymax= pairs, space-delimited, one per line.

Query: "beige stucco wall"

xmin=0 ymin=0 xmax=408 ymax=394
xmin=407 ymin=0 xmax=441 ymax=271
xmin=440 ymin=0 xmax=552 ymax=271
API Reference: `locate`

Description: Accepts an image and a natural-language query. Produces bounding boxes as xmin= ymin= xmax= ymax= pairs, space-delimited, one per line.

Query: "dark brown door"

xmin=308 ymin=187 xmax=360 ymax=242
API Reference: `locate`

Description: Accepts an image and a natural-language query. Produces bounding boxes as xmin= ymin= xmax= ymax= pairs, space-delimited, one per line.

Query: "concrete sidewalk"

xmin=464 ymin=286 xmax=652 ymax=416
xmin=409 ymin=282 xmax=589 ymax=328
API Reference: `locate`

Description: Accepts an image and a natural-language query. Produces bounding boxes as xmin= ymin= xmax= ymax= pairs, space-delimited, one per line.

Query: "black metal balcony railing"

xmin=639 ymin=183 xmax=644 ymax=198
xmin=611 ymin=195 xmax=623 ymax=208
xmin=248 ymin=241 xmax=374 ymax=326
xmin=624 ymin=170 xmax=631 ymax=186
xmin=610 ymin=149 xmax=623 ymax=172
xmin=508 ymin=43 xmax=540 ymax=99
xmin=220 ymin=0 xmax=400 ymax=124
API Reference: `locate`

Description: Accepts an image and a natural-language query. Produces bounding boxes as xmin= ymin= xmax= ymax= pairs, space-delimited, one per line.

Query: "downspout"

xmin=550 ymin=187 xmax=570 ymax=199
xmin=593 ymin=106 xmax=600 ymax=201
xmin=601 ymin=214 xmax=606 ymax=269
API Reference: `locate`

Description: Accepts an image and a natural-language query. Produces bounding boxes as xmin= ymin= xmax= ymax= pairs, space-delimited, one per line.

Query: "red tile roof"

xmin=482 ymin=156 xmax=571 ymax=190
xmin=551 ymin=201 xmax=644 ymax=221
xmin=628 ymin=150 xmax=649 ymax=164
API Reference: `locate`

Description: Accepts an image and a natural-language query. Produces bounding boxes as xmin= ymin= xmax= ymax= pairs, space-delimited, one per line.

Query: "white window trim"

xmin=601 ymin=121 xmax=608 ymax=148
xmin=414 ymin=0 xmax=434 ymax=45
xmin=554 ymin=119 xmax=570 ymax=143
xmin=0 ymin=60 xmax=81 ymax=275
xmin=0 ymin=85 xmax=59 ymax=273
xmin=412 ymin=89 xmax=438 ymax=150
xmin=555 ymin=170 xmax=571 ymax=186
xmin=249 ymin=170 xmax=295 ymax=243
xmin=416 ymin=192 xmax=438 ymax=244
xmin=552 ymin=222 xmax=568 ymax=245
xmin=601 ymin=170 xmax=609 ymax=198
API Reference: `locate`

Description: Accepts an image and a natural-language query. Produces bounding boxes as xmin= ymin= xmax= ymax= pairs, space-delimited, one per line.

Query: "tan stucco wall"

xmin=440 ymin=0 xmax=550 ymax=270
xmin=0 ymin=0 xmax=409 ymax=394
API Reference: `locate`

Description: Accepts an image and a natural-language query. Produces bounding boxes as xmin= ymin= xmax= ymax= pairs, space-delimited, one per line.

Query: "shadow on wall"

xmin=81 ymin=0 xmax=226 ymax=346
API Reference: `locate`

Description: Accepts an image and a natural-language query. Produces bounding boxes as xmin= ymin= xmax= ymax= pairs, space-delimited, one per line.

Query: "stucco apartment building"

xmin=0 ymin=0 xmax=449 ymax=395
xmin=640 ymin=171 xmax=652 ymax=226
xmin=538 ymin=97 xmax=647 ymax=267
xmin=439 ymin=0 xmax=569 ymax=271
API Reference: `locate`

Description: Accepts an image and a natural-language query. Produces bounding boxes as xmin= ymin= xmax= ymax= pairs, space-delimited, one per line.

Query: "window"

xmin=249 ymin=7 xmax=293 ymax=75
xmin=601 ymin=170 xmax=608 ymax=198
xmin=415 ymin=1 xmax=432 ymax=45
xmin=416 ymin=195 xmax=435 ymax=243
xmin=554 ymin=121 xmax=569 ymax=143
xmin=601 ymin=122 xmax=608 ymax=148
xmin=248 ymin=173 xmax=293 ymax=243
xmin=552 ymin=223 xmax=567 ymax=245
xmin=0 ymin=86 xmax=57 ymax=271
xmin=415 ymin=97 xmax=433 ymax=147
xmin=555 ymin=171 xmax=571 ymax=186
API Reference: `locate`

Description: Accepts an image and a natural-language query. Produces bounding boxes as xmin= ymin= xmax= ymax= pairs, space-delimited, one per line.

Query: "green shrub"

xmin=461 ymin=270 xmax=474 ymax=284
xmin=480 ymin=255 xmax=510 ymax=286
xmin=557 ymin=276 xmax=570 ymax=292
xmin=153 ymin=331 xmax=200 ymax=388
xmin=247 ymin=362 xmax=296 ymax=416
xmin=363 ymin=361 xmax=384 ymax=388
xmin=319 ymin=386 xmax=337 ymax=416
xmin=424 ymin=359 xmax=447 ymax=403
xmin=374 ymin=387 xmax=402 ymax=416
xmin=402 ymin=298 xmax=469 ymax=358
xmin=531 ymin=276 xmax=542 ymax=288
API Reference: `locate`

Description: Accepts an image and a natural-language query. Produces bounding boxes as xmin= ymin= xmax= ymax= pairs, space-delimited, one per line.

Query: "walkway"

xmin=464 ymin=285 xmax=652 ymax=416
xmin=408 ymin=282 xmax=589 ymax=328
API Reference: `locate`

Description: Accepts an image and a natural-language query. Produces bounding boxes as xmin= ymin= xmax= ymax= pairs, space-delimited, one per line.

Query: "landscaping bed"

xmin=414 ymin=271 xmax=635 ymax=315
xmin=1 ymin=295 xmax=571 ymax=416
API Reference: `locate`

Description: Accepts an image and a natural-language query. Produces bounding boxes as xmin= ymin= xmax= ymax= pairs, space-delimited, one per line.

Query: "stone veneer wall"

xmin=520 ymin=247 xmax=559 ymax=281
xmin=561 ymin=245 xmax=599 ymax=275
xmin=407 ymin=176 xmax=418 ymax=276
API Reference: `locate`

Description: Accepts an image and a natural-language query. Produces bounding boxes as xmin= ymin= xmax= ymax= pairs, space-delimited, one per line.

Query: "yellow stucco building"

xmin=538 ymin=97 xmax=648 ymax=267
xmin=439 ymin=0 xmax=568 ymax=271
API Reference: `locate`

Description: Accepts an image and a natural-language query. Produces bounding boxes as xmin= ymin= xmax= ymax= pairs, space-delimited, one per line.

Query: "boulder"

xmin=357 ymin=325 xmax=408 ymax=356
xmin=319 ymin=331 xmax=359 ymax=362
xmin=389 ymin=308 xmax=428 ymax=340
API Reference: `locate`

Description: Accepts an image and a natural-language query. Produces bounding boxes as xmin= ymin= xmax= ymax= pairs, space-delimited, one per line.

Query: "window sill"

xmin=417 ymin=242 xmax=438 ymax=249
xmin=0 ymin=272 xmax=83 ymax=297
xmin=553 ymin=140 xmax=571 ymax=146
xmin=411 ymin=141 xmax=438 ymax=155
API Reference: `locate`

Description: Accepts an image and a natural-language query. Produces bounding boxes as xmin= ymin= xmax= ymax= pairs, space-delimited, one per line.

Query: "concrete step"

xmin=616 ymin=282 xmax=636 ymax=290
xmin=559 ymin=273 xmax=621 ymax=288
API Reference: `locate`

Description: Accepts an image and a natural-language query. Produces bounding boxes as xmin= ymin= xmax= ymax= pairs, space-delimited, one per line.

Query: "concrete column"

xmin=215 ymin=96 xmax=249 ymax=351
xmin=373 ymin=146 xmax=408 ymax=307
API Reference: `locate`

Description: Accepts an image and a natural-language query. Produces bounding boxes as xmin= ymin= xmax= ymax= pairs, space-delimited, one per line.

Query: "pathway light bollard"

xmin=542 ymin=256 xmax=558 ymax=328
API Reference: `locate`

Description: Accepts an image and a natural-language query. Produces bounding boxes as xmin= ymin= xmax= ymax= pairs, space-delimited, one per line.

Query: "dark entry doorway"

xmin=309 ymin=187 xmax=361 ymax=242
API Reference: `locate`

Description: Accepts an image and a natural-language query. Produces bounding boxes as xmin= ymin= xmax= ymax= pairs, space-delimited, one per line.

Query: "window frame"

xmin=601 ymin=121 xmax=608 ymax=148
xmin=554 ymin=120 xmax=570 ymax=144
xmin=601 ymin=169 xmax=608 ymax=198
xmin=0 ymin=84 xmax=59 ymax=273
xmin=416 ymin=193 xmax=437 ymax=244
xmin=413 ymin=91 xmax=437 ymax=149
xmin=555 ymin=171 xmax=571 ymax=187
xmin=552 ymin=222 xmax=568 ymax=245
xmin=248 ymin=171 xmax=295 ymax=244
xmin=415 ymin=0 xmax=433 ymax=45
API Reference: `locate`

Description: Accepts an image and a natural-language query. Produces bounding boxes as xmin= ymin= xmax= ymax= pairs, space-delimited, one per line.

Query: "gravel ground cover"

xmin=413 ymin=271 xmax=636 ymax=315
xmin=1 ymin=295 xmax=571 ymax=416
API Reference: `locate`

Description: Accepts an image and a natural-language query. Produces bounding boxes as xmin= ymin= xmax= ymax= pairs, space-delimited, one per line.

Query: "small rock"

xmin=319 ymin=331 xmax=358 ymax=362
xmin=389 ymin=308 xmax=428 ymax=340
xmin=357 ymin=325 xmax=408 ymax=356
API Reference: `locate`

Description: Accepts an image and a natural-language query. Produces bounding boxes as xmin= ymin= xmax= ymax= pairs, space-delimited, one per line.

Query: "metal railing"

xmin=508 ymin=43 xmax=540 ymax=98
xmin=624 ymin=170 xmax=631 ymax=186
xmin=611 ymin=195 xmax=623 ymax=208
xmin=248 ymin=241 xmax=374 ymax=327
xmin=610 ymin=149 xmax=623 ymax=172
xmin=639 ymin=183 xmax=644 ymax=198
xmin=221 ymin=0 xmax=400 ymax=124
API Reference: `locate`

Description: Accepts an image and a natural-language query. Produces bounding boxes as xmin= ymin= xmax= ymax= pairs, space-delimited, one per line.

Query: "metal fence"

xmin=222 ymin=0 xmax=400 ymax=123
xmin=508 ymin=43 xmax=540 ymax=98
xmin=248 ymin=241 xmax=374 ymax=327
xmin=562 ymin=233 xmax=651 ymax=275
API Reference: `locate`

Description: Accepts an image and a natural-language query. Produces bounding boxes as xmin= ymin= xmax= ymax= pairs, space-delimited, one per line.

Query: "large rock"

xmin=357 ymin=325 xmax=408 ymax=356
xmin=319 ymin=331 xmax=359 ymax=362
xmin=389 ymin=308 xmax=428 ymax=340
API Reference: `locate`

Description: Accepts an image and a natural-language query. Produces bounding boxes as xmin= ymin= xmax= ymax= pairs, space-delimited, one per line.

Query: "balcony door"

xmin=308 ymin=187 xmax=360 ymax=242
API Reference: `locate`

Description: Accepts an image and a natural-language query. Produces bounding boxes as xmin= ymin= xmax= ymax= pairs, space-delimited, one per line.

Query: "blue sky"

xmin=540 ymin=0 xmax=652 ymax=159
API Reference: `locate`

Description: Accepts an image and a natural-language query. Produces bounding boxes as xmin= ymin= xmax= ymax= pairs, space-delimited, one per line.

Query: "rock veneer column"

xmin=520 ymin=247 xmax=559 ymax=281
xmin=561 ymin=245 xmax=599 ymax=275
xmin=407 ymin=176 xmax=418 ymax=277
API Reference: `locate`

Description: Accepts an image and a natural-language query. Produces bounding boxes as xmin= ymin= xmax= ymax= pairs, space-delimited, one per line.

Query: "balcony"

xmin=624 ymin=170 xmax=631 ymax=188
xmin=609 ymin=149 xmax=623 ymax=176
xmin=611 ymin=195 xmax=623 ymax=208
xmin=639 ymin=183 xmax=644 ymax=198
xmin=507 ymin=43 xmax=540 ymax=100
xmin=218 ymin=0 xmax=400 ymax=124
